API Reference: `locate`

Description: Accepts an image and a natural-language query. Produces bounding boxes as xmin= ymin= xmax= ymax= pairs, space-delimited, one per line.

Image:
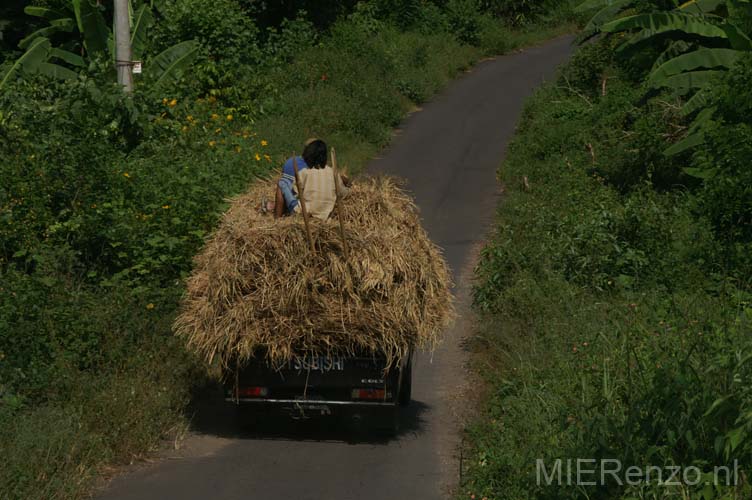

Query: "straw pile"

xmin=174 ymin=176 xmax=454 ymax=371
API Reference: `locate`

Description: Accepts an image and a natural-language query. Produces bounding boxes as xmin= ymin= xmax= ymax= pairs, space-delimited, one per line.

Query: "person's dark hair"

xmin=302 ymin=139 xmax=327 ymax=169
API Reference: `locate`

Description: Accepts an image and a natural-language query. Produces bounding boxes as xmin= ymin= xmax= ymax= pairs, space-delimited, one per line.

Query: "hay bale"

xmin=174 ymin=176 xmax=454 ymax=371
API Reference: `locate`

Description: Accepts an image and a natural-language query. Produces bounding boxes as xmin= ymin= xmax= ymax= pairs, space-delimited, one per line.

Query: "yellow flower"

xmin=263 ymin=154 xmax=271 ymax=162
xmin=211 ymin=113 xmax=219 ymax=120
xmin=123 ymin=172 xmax=130 ymax=178
xmin=255 ymin=153 xmax=261 ymax=161
xmin=242 ymin=132 xmax=250 ymax=139
xmin=208 ymin=140 xmax=216 ymax=147
xmin=169 ymin=99 xmax=177 ymax=107
xmin=215 ymin=127 xmax=222 ymax=134
xmin=146 ymin=303 xmax=155 ymax=310
xmin=226 ymin=114 xmax=233 ymax=121
xmin=261 ymin=140 xmax=268 ymax=146
xmin=162 ymin=205 xmax=170 ymax=209
xmin=162 ymin=98 xmax=168 ymax=105
xmin=181 ymin=125 xmax=189 ymax=132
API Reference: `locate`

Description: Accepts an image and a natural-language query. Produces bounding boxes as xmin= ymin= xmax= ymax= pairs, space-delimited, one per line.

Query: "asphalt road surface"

xmin=98 ymin=35 xmax=573 ymax=500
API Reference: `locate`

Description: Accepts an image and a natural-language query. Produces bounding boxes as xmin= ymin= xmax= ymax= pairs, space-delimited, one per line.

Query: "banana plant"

xmin=0 ymin=0 xmax=198 ymax=91
xmin=605 ymin=7 xmax=751 ymax=156
xmin=648 ymin=47 xmax=743 ymax=89
xmin=0 ymin=38 xmax=78 ymax=90
xmin=581 ymin=0 xmax=752 ymax=92
xmin=578 ymin=0 xmax=748 ymax=52
xmin=577 ymin=0 xmax=752 ymax=157
xmin=120 ymin=3 xmax=199 ymax=89
xmin=18 ymin=1 xmax=108 ymax=55
xmin=0 ymin=3 xmax=89 ymax=90
xmin=577 ymin=0 xmax=731 ymax=35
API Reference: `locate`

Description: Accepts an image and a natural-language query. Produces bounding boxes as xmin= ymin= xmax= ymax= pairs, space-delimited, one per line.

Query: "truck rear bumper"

xmin=226 ymin=397 xmax=395 ymax=407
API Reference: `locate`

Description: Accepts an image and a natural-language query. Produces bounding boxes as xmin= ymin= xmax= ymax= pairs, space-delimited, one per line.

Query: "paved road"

xmin=98 ymin=35 xmax=573 ymax=500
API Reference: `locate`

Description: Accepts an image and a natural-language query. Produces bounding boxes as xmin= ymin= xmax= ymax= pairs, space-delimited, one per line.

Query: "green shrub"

xmin=265 ymin=14 xmax=318 ymax=65
xmin=446 ymin=0 xmax=485 ymax=45
xmin=694 ymin=124 xmax=752 ymax=274
xmin=549 ymin=51 xmax=691 ymax=192
xmin=0 ymin=293 xmax=196 ymax=500
xmin=389 ymin=31 xmax=478 ymax=103
xmin=677 ymin=55 xmax=752 ymax=276
xmin=0 ymin=79 xmax=269 ymax=285
xmin=371 ymin=0 xmax=426 ymax=29
xmin=476 ymin=16 xmax=514 ymax=54
xmin=151 ymin=0 xmax=262 ymax=95
xmin=479 ymin=0 xmax=562 ymax=25
xmin=589 ymin=90 xmax=689 ymax=192
xmin=559 ymin=37 xmax=617 ymax=96
xmin=465 ymin=57 xmax=751 ymax=499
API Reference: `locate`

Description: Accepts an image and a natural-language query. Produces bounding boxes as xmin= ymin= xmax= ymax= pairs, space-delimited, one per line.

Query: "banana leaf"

xmin=603 ymin=12 xmax=730 ymax=40
xmin=36 ymin=61 xmax=79 ymax=80
xmin=656 ymin=69 xmax=721 ymax=91
xmin=649 ymin=48 xmax=742 ymax=86
xmin=19 ymin=26 xmax=63 ymax=50
xmin=681 ymin=89 xmax=711 ymax=115
xmin=131 ymin=5 xmax=153 ymax=60
xmin=579 ymin=0 xmax=636 ymax=42
xmin=50 ymin=47 xmax=85 ymax=67
xmin=0 ymin=37 xmax=50 ymax=90
xmin=23 ymin=6 xmax=68 ymax=20
xmin=665 ymin=131 xmax=706 ymax=155
xmin=72 ymin=0 xmax=108 ymax=56
xmin=678 ymin=0 xmax=726 ymax=15
xmin=147 ymin=40 xmax=199 ymax=88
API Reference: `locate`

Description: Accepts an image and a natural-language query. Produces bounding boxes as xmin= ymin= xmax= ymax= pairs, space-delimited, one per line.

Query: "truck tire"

xmin=398 ymin=353 xmax=413 ymax=407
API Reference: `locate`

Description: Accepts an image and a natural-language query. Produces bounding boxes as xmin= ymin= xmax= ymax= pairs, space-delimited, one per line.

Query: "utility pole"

xmin=113 ymin=0 xmax=133 ymax=93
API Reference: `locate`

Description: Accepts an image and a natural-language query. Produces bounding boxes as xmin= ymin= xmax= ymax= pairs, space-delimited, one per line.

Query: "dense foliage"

xmin=0 ymin=1 xmax=577 ymax=498
xmin=463 ymin=1 xmax=752 ymax=498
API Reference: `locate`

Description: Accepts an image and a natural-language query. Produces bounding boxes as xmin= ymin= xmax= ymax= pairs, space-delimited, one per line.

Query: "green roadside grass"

xmin=460 ymin=49 xmax=752 ymax=500
xmin=0 ymin=7 xmax=580 ymax=500
xmin=254 ymin=19 xmax=581 ymax=175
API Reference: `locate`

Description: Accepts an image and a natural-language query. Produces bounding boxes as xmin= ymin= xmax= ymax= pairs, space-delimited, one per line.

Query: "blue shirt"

xmin=282 ymin=156 xmax=308 ymax=181
xmin=279 ymin=156 xmax=308 ymax=212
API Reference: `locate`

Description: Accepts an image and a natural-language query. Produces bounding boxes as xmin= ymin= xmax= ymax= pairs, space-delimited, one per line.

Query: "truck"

xmin=225 ymin=349 xmax=414 ymax=433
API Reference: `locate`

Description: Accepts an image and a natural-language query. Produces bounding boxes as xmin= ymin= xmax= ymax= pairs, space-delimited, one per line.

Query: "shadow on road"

xmin=186 ymin=381 xmax=430 ymax=445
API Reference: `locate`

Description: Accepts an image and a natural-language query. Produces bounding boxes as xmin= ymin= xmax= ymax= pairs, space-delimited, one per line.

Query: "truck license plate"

xmin=288 ymin=355 xmax=345 ymax=373
xmin=296 ymin=403 xmax=331 ymax=415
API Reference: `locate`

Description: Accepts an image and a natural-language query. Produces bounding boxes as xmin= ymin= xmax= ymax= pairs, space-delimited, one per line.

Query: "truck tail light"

xmin=351 ymin=388 xmax=386 ymax=400
xmin=237 ymin=386 xmax=268 ymax=398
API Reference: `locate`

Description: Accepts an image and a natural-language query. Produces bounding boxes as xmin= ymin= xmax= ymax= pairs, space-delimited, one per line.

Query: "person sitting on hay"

xmin=274 ymin=139 xmax=351 ymax=220
xmin=274 ymin=139 xmax=316 ymax=217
